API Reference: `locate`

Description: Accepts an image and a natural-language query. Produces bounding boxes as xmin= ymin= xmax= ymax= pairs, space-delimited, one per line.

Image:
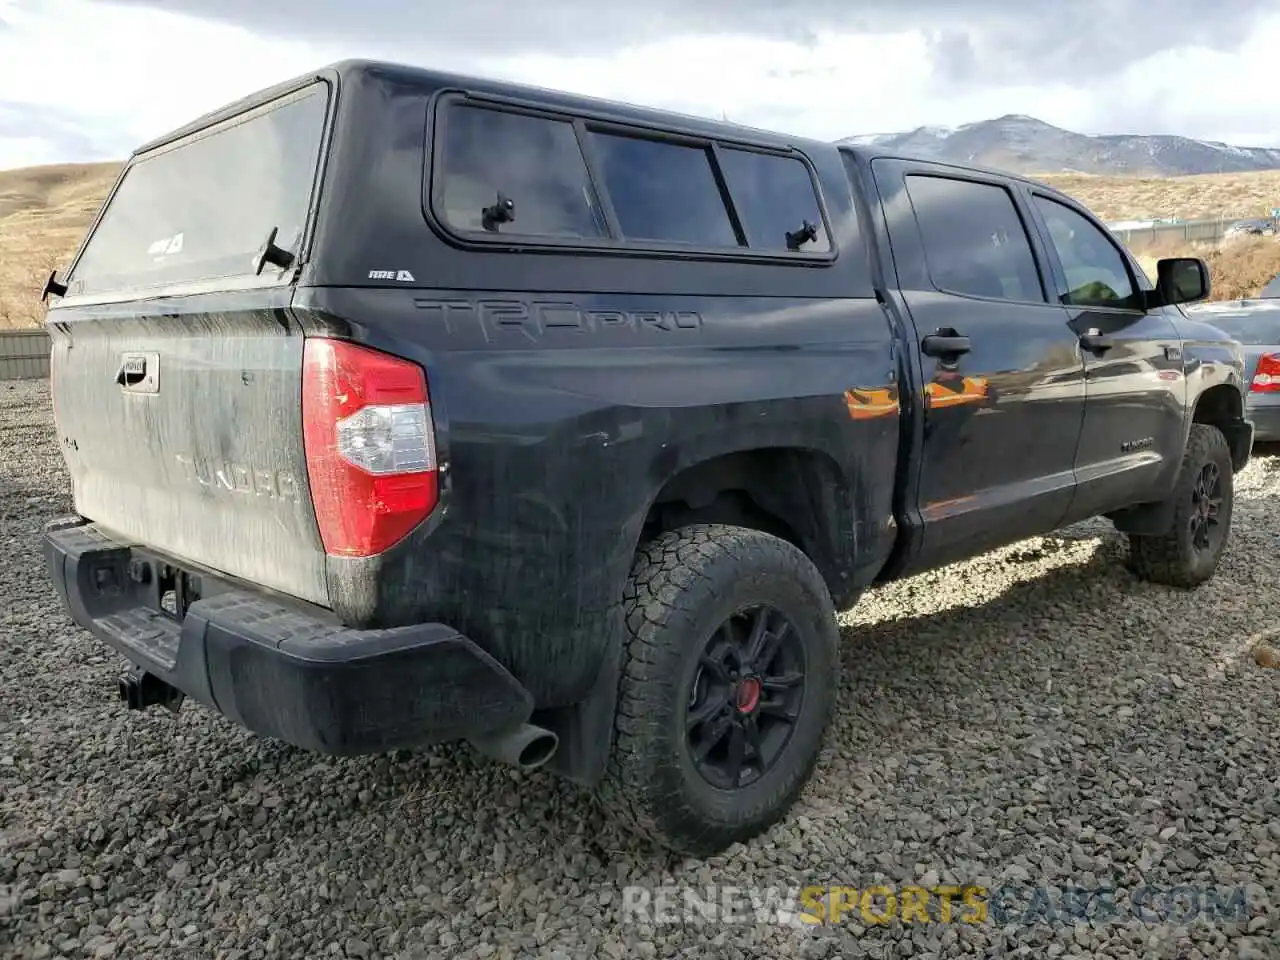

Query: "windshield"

xmin=66 ymin=83 xmax=328 ymax=299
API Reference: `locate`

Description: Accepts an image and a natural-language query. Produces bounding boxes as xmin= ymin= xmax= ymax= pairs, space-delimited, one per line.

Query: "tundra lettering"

xmin=174 ymin=453 xmax=300 ymax=502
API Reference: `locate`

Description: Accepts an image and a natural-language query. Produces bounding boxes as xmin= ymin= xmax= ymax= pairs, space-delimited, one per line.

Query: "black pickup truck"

xmin=41 ymin=59 xmax=1252 ymax=856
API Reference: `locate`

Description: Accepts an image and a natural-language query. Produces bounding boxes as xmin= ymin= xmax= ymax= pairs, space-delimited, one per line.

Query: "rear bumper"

xmin=43 ymin=517 xmax=534 ymax=755
xmin=1246 ymin=395 xmax=1280 ymax=442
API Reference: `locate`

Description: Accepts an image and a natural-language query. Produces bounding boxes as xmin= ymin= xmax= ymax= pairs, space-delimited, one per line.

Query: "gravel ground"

xmin=2 ymin=376 xmax=1280 ymax=960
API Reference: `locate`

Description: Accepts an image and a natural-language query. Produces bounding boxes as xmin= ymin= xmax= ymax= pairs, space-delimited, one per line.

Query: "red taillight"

xmin=302 ymin=338 xmax=438 ymax=557
xmin=1252 ymin=353 xmax=1280 ymax=393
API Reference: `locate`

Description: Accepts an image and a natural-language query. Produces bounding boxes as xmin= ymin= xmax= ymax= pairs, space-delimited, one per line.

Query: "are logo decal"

xmin=147 ymin=232 xmax=184 ymax=261
xmin=368 ymin=269 xmax=416 ymax=282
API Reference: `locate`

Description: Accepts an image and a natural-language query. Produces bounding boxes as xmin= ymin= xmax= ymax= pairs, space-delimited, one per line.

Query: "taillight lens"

xmin=1252 ymin=353 xmax=1280 ymax=393
xmin=302 ymin=338 xmax=438 ymax=557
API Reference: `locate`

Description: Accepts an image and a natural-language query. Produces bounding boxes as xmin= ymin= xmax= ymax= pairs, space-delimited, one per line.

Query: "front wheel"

xmin=598 ymin=523 xmax=840 ymax=856
xmin=1127 ymin=423 xmax=1234 ymax=588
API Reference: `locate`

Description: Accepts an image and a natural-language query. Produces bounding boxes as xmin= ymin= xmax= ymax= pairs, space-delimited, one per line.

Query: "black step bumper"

xmin=43 ymin=517 xmax=534 ymax=755
xmin=1246 ymin=397 xmax=1280 ymax=442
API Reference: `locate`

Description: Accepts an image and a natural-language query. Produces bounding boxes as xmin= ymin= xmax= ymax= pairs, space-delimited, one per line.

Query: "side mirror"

xmin=1153 ymin=257 xmax=1210 ymax=306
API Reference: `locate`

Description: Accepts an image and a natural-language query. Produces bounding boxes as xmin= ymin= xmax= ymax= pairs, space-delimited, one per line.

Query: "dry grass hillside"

xmin=1038 ymin=170 xmax=1280 ymax=223
xmin=2 ymin=161 xmax=1280 ymax=328
xmin=1134 ymin=236 xmax=1280 ymax=301
xmin=0 ymin=162 xmax=120 ymax=328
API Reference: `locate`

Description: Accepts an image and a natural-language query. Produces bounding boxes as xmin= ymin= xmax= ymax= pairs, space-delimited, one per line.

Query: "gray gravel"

xmin=2 ymin=375 xmax=1280 ymax=960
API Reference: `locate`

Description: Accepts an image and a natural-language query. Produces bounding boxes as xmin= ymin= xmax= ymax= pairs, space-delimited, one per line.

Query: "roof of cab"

xmin=839 ymin=144 xmax=1069 ymax=193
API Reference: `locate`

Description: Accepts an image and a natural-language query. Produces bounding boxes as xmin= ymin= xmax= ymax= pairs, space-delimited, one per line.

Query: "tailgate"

xmin=45 ymin=78 xmax=333 ymax=604
xmin=50 ymin=313 xmax=329 ymax=605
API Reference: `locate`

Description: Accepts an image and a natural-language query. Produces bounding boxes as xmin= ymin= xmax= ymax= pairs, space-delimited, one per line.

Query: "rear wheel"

xmin=599 ymin=523 xmax=839 ymax=856
xmin=1127 ymin=423 xmax=1234 ymax=588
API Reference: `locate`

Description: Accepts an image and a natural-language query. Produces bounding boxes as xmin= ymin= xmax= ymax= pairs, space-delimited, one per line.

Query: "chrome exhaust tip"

xmin=467 ymin=721 xmax=559 ymax=772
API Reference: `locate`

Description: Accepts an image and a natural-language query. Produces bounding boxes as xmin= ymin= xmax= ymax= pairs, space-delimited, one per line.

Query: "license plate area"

xmin=126 ymin=550 xmax=229 ymax=623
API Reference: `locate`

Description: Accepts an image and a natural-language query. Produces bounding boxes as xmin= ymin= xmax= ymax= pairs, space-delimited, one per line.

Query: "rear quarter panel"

xmin=294 ymin=288 xmax=899 ymax=708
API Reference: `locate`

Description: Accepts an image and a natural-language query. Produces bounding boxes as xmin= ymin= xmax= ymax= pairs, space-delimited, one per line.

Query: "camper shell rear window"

xmin=65 ymin=82 xmax=330 ymax=300
xmin=429 ymin=96 xmax=834 ymax=260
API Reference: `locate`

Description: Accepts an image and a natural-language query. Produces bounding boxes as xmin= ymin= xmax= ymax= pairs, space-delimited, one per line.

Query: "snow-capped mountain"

xmin=838 ymin=115 xmax=1280 ymax=176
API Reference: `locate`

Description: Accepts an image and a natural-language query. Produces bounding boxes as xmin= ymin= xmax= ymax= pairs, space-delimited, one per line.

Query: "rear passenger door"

xmin=872 ymin=159 xmax=1087 ymax=569
xmin=1024 ymin=192 xmax=1185 ymax=519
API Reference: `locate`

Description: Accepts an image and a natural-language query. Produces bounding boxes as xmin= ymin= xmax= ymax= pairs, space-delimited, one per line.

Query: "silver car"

xmin=1186 ymin=276 xmax=1280 ymax=440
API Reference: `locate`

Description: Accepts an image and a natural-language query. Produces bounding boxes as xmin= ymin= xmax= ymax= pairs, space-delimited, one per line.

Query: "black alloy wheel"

xmin=1188 ymin=460 xmax=1224 ymax=554
xmin=685 ymin=604 xmax=806 ymax=791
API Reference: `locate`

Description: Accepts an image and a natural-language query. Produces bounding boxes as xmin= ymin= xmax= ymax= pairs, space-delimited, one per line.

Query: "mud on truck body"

xmin=42 ymin=60 xmax=1251 ymax=855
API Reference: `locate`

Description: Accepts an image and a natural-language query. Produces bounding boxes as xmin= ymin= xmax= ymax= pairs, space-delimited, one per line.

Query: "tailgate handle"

xmin=114 ymin=353 xmax=159 ymax=393
xmin=116 ymin=367 xmax=145 ymax=387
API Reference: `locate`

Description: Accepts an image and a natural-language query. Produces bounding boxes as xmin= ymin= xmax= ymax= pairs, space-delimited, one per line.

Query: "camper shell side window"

xmin=426 ymin=93 xmax=837 ymax=264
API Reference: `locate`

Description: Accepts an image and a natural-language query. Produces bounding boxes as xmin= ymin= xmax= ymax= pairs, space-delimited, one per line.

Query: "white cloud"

xmin=0 ymin=136 xmax=70 ymax=169
xmin=476 ymin=32 xmax=937 ymax=140
xmin=0 ymin=0 xmax=341 ymax=165
xmin=480 ymin=33 xmax=1100 ymax=143
xmin=1096 ymin=24 xmax=1280 ymax=146
xmin=1 ymin=0 xmax=1279 ymax=169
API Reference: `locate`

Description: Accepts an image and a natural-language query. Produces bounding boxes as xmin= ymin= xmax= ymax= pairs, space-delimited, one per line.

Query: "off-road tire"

xmin=1127 ymin=423 xmax=1234 ymax=588
xmin=598 ymin=523 xmax=840 ymax=856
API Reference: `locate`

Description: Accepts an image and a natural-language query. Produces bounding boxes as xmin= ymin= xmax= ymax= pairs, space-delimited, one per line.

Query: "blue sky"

xmin=2 ymin=0 xmax=1279 ymax=169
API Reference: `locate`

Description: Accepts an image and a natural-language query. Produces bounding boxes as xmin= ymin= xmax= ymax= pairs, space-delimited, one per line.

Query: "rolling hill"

xmin=841 ymin=115 xmax=1280 ymax=177
xmin=0 ymin=161 xmax=119 ymax=328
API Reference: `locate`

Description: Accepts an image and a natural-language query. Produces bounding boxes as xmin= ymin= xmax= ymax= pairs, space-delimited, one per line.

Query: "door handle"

xmin=921 ymin=330 xmax=972 ymax=358
xmin=1079 ymin=328 xmax=1113 ymax=354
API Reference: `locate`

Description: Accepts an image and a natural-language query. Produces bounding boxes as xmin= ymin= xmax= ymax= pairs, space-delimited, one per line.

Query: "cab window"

xmin=903 ymin=174 xmax=1046 ymax=303
xmin=1032 ymin=195 xmax=1141 ymax=309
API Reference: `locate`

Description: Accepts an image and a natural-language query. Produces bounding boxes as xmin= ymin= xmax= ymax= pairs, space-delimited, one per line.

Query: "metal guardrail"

xmin=0 ymin=328 xmax=52 ymax=380
xmin=1108 ymin=217 xmax=1240 ymax=249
